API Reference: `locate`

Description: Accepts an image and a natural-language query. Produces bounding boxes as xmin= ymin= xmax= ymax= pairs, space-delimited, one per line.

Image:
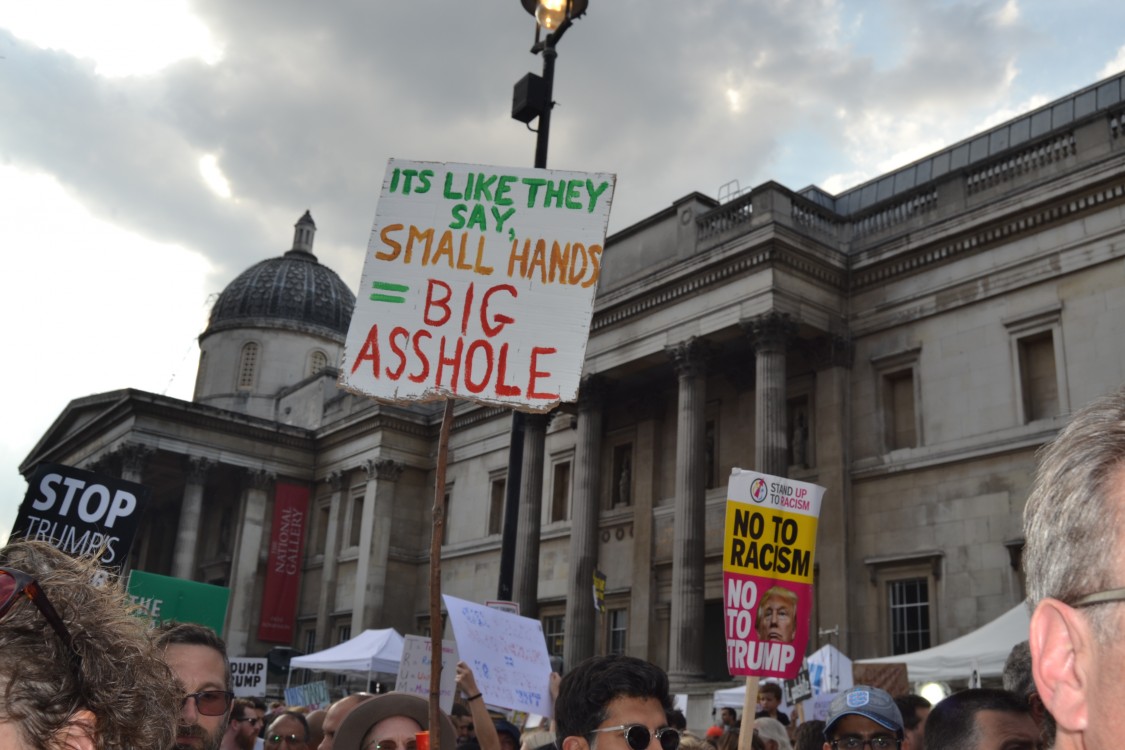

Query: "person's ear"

xmin=55 ymin=709 xmax=97 ymax=750
xmin=1029 ymin=598 xmax=1090 ymax=732
xmin=562 ymin=736 xmax=590 ymax=750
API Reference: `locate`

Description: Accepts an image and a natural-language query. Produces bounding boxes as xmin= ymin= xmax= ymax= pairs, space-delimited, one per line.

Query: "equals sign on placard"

xmin=370 ymin=280 xmax=409 ymax=303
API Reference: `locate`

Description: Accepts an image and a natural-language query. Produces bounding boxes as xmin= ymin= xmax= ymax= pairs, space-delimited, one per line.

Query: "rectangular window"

xmin=543 ymin=615 xmax=565 ymax=657
xmin=1019 ymin=331 xmax=1059 ymax=421
xmin=348 ymin=494 xmax=364 ymax=548
xmin=551 ymin=461 xmax=571 ymax=522
xmin=886 ymin=369 xmax=917 ymax=450
xmin=304 ymin=628 xmax=317 ymax=655
xmin=336 ymin=624 xmax=351 ymax=644
xmin=488 ymin=477 xmax=506 ymax=536
xmin=888 ymin=578 xmax=931 ymax=655
xmin=608 ymin=608 xmax=628 ymax=655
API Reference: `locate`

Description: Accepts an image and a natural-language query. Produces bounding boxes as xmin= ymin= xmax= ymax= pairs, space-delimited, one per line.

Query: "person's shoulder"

xmin=777 ymin=711 xmax=789 ymax=726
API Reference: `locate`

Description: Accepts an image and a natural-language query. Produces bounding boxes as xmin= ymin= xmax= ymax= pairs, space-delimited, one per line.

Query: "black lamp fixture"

xmin=497 ymin=0 xmax=590 ymax=605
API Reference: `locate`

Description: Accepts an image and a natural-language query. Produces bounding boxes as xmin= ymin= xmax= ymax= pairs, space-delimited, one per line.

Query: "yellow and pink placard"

xmin=340 ymin=159 xmax=616 ymax=412
xmin=723 ymin=468 xmax=825 ymax=679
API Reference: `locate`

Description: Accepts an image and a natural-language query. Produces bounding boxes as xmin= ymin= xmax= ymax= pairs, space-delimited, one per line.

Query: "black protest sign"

xmin=12 ymin=462 xmax=150 ymax=572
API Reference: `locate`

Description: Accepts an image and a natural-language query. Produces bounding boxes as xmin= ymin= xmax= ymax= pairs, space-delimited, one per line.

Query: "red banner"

xmin=258 ymin=482 xmax=310 ymax=644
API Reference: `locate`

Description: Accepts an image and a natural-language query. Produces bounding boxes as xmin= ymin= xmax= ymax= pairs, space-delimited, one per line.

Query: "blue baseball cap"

xmin=824 ymin=686 xmax=904 ymax=737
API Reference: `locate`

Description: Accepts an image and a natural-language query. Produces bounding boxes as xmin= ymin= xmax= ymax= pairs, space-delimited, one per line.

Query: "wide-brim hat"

xmin=334 ymin=692 xmax=457 ymax=750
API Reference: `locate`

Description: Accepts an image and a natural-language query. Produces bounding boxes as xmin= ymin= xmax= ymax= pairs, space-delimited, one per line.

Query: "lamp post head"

xmin=520 ymin=0 xmax=588 ymax=30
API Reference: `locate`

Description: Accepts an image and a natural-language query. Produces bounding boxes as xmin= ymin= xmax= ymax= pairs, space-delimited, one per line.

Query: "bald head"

xmin=320 ymin=694 xmax=373 ymax=750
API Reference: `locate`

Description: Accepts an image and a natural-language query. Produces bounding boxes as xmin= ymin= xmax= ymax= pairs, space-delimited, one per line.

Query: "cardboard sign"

xmin=722 ymin=468 xmax=826 ymax=679
xmin=230 ymin=658 xmax=268 ymax=697
xmin=340 ymin=159 xmax=616 ymax=412
xmin=284 ymin=681 xmax=330 ymax=711
xmin=396 ymin=635 xmax=459 ymax=712
xmin=12 ymin=462 xmax=150 ymax=572
xmin=443 ymin=594 xmax=554 ymax=716
xmin=127 ymin=570 xmax=230 ymax=635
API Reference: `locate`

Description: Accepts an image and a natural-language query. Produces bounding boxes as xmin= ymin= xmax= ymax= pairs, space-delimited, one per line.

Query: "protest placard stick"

xmin=739 ymin=676 xmax=759 ymax=750
xmin=429 ymin=399 xmax=455 ymax=750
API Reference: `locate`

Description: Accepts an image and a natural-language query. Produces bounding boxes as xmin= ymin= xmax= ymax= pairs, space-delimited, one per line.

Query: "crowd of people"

xmin=4 ymin=386 xmax=1125 ymax=749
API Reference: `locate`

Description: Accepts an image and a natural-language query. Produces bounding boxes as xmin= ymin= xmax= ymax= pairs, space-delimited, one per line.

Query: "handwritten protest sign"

xmin=443 ymin=594 xmax=554 ymax=716
xmin=284 ymin=681 xmax=330 ymax=711
xmin=723 ymin=468 xmax=825 ymax=679
xmin=339 ymin=159 xmax=616 ymax=412
xmin=396 ymin=635 xmax=458 ymax=712
xmin=12 ymin=462 xmax=149 ymax=573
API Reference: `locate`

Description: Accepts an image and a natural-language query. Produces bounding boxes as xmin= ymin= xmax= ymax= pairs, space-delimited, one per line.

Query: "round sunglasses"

xmin=588 ymin=724 xmax=680 ymax=750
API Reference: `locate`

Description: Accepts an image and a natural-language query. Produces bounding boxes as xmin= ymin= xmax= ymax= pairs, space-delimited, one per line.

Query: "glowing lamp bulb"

xmin=535 ymin=0 xmax=567 ymax=29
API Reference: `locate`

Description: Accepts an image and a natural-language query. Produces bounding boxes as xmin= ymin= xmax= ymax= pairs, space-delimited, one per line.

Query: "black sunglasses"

xmin=0 ymin=567 xmax=82 ymax=671
xmin=589 ymin=724 xmax=680 ymax=750
xmin=183 ymin=689 xmax=234 ymax=716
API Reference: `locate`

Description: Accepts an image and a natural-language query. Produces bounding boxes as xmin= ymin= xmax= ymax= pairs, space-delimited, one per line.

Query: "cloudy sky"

xmin=2 ymin=0 xmax=1124 ymax=538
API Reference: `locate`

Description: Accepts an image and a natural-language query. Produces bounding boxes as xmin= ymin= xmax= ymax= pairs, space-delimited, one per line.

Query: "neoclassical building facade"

xmin=22 ymin=72 xmax=1125 ymax=691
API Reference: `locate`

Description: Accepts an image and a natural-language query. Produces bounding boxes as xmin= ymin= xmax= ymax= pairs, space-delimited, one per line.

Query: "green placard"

xmin=127 ymin=570 xmax=230 ymax=636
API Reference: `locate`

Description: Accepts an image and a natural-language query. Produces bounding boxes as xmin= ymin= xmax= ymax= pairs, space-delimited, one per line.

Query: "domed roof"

xmin=204 ymin=212 xmax=356 ymax=340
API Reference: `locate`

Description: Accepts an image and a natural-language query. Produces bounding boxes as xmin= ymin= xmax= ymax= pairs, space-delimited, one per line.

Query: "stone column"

xmin=666 ymin=338 xmax=708 ymax=682
xmin=513 ymin=413 xmax=550 ymax=618
xmin=226 ymin=469 xmax=273 ymax=657
xmin=315 ymin=471 xmax=345 ymax=650
xmin=172 ymin=456 xmax=213 ymax=579
xmin=743 ymin=312 xmax=796 ymax=477
xmin=117 ymin=443 xmax=153 ymax=567
xmin=353 ymin=458 xmax=403 ymax=634
xmin=564 ymin=376 xmax=605 ymax=673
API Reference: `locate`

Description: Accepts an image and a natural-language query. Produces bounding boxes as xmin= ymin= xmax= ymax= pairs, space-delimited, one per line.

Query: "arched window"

xmin=237 ymin=342 xmax=259 ymax=390
xmin=307 ymin=350 xmax=328 ymax=378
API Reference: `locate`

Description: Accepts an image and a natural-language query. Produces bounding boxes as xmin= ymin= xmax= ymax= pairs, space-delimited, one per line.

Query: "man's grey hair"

xmin=1023 ymin=386 xmax=1125 ymax=638
xmin=1002 ymin=640 xmax=1034 ymax=698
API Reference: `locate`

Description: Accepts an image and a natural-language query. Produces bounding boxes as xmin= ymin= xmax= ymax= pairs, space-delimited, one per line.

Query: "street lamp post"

xmin=497 ymin=0 xmax=589 ymax=602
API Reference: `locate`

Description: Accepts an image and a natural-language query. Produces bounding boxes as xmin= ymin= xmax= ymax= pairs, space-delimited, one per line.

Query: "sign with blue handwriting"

xmin=396 ymin=635 xmax=458 ymax=712
xmin=443 ymin=594 xmax=554 ymax=717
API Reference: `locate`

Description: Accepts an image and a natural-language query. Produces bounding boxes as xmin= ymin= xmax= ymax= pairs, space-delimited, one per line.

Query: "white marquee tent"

xmin=855 ymin=604 xmax=1030 ymax=682
xmin=287 ymin=628 xmax=404 ymax=685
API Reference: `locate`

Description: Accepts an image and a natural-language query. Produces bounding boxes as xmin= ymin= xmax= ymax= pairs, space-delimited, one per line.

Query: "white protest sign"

xmin=396 ymin=635 xmax=459 ymax=713
xmin=442 ymin=594 xmax=554 ymax=717
xmin=340 ymin=159 xmax=616 ymax=412
xmin=229 ymin=657 xmax=268 ymax=697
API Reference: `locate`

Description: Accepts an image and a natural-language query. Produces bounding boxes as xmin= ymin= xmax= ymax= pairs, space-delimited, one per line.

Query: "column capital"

xmin=243 ymin=468 xmax=275 ymax=491
xmin=524 ymin=412 xmax=551 ymax=433
xmin=325 ymin=470 xmax=346 ymax=491
xmin=363 ymin=458 xmax=404 ymax=482
xmin=184 ymin=456 xmax=215 ymax=483
xmin=665 ymin=337 xmax=710 ymax=379
xmin=740 ymin=311 xmax=797 ymax=354
xmin=578 ymin=375 xmax=608 ymax=410
xmin=117 ymin=443 xmax=153 ymax=476
xmin=812 ymin=333 xmax=855 ymax=370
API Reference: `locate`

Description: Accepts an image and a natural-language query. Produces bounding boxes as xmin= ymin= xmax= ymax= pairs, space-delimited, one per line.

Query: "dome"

xmin=204 ymin=212 xmax=356 ymax=340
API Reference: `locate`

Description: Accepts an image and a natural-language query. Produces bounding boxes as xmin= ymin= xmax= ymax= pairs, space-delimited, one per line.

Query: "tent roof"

xmin=289 ymin=628 xmax=404 ymax=675
xmin=855 ymin=604 xmax=1030 ymax=682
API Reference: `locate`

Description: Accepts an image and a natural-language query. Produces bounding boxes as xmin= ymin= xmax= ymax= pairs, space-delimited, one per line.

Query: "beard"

xmin=237 ymin=729 xmax=259 ymax=750
xmin=172 ymin=721 xmax=225 ymax=750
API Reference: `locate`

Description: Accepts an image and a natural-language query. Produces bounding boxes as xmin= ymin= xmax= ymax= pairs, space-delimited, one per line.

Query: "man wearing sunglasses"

xmin=555 ymin=655 xmax=677 ymax=750
xmin=821 ymin=685 xmax=903 ymax=750
xmin=223 ymin=698 xmax=268 ymax=750
xmin=264 ymin=711 xmax=311 ymax=750
xmin=1024 ymin=386 xmax=1125 ymax=750
xmin=156 ymin=622 xmax=234 ymax=750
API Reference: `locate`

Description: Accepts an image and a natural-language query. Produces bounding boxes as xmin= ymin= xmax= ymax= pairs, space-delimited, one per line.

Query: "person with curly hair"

xmin=0 ymin=539 xmax=182 ymax=750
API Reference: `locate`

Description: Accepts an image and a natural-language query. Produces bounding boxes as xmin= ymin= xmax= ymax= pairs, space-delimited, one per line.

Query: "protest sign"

xmin=339 ymin=159 xmax=616 ymax=412
xmin=11 ymin=462 xmax=149 ymax=572
xmin=396 ymin=635 xmax=459 ymax=712
xmin=783 ymin=664 xmax=813 ymax=705
xmin=284 ymin=681 xmax=330 ymax=711
xmin=258 ymin=482 xmax=310 ymax=643
xmin=127 ymin=570 xmax=230 ymax=634
xmin=486 ymin=600 xmax=520 ymax=615
xmin=230 ymin=658 xmax=268 ymax=697
xmin=723 ymin=468 xmax=825 ymax=679
xmin=593 ymin=569 xmax=606 ymax=612
xmin=443 ymin=594 xmax=554 ymax=716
